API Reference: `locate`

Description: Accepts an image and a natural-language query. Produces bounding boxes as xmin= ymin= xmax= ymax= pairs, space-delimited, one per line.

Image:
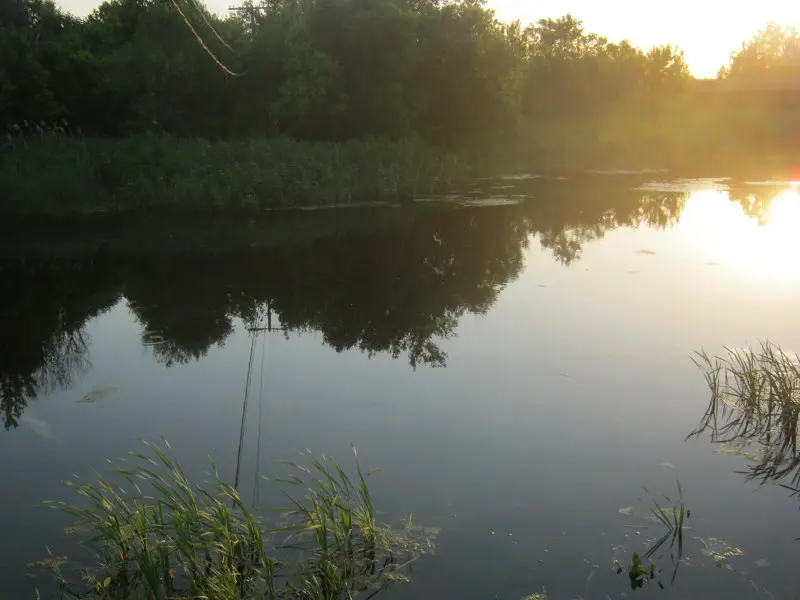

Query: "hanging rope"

xmin=170 ymin=0 xmax=242 ymax=76
xmin=189 ymin=0 xmax=234 ymax=52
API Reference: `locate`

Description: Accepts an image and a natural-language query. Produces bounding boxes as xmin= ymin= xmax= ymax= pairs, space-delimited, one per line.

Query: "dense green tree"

xmin=719 ymin=23 xmax=800 ymax=81
xmin=0 ymin=0 xmax=697 ymax=143
xmin=0 ymin=0 xmax=72 ymax=126
xmin=412 ymin=0 xmax=524 ymax=143
xmin=0 ymin=28 xmax=59 ymax=125
xmin=521 ymin=14 xmax=690 ymax=119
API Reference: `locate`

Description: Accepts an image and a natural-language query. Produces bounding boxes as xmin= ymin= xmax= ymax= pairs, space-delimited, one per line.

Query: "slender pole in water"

xmin=234 ymin=326 xmax=258 ymax=491
xmin=252 ymin=330 xmax=267 ymax=507
xmin=235 ymin=303 xmax=286 ymax=495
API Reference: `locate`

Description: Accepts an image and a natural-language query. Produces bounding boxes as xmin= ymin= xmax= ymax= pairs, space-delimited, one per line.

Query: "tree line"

xmin=1 ymin=0 xmax=797 ymax=145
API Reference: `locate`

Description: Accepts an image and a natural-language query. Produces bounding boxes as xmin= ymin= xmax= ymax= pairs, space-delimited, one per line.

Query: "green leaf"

xmin=79 ymin=385 xmax=118 ymax=404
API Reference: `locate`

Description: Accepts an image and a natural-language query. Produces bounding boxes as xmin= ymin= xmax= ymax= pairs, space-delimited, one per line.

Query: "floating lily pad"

xmin=714 ymin=443 xmax=761 ymax=462
xmin=413 ymin=195 xmax=523 ymax=207
xmin=698 ymin=537 xmax=743 ymax=565
xmin=618 ymin=507 xmax=634 ymax=516
xmin=383 ymin=572 xmax=411 ymax=583
xmin=407 ymin=524 xmax=442 ymax=540
xmin=586 ymin=168 xmax=668 ymax=175
xmin=500 ymin=173 xmax=540 ymax=181
xmin=460 ymin=197 xmax=523 ymax=207
xmin=635 ymin=178 xmax=730 ymax=193
xmin=743 ymin=180 xmax=795 ymax=186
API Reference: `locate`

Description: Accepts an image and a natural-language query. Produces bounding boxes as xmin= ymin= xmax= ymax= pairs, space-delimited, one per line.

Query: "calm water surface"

xmin=2 ymin=173 xmax=800 ymax=599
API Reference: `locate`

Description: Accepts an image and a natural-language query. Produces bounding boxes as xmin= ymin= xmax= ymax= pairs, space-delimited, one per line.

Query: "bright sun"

xmin=679 ymin=183 xmax=800 ymax=282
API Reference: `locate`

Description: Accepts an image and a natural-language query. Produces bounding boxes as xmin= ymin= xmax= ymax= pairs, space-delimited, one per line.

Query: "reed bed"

xmin=690 ymin=341 xmax=800 ymax=491
xmin=39 ymin=440 xmax=429 ymax=599
xmin=0 ymin=133 xmax=470 ymax=216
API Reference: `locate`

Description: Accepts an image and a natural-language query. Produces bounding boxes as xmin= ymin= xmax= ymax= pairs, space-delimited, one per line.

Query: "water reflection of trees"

xmin=0 ymin=261 xmax=120 ymax=429
xmin=121 ymin=207 xmax=531 ymax=369
xmin=521 ymin=178 xmax=686 ymax=264
xmin=120 ymin=190 xmax=687 ymax=367
xmin=689 ymin=344 xmax=800 ymax=500
xmin=0 ymin=184 xmax=689 ymax=428
xmin=727 ymin=182 xmax=794 ymax=225
xmin=123 ymin=260 xmax=239 ymax=368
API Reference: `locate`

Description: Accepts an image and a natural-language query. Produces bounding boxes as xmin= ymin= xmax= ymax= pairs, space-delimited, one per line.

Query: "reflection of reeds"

xmin=41 ymin=440 xmax=426 ymax=599
xmin=690 ymin=342 xmax=800 ymax=493
xmin=643 ymin=481 xmax=686 ymax=562
xmin=633 ymin=481 xmax=689 ymax=587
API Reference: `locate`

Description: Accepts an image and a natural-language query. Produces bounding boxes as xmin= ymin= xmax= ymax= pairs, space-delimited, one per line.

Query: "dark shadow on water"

xmin=4 ymin=172 xmax=793 ymax=431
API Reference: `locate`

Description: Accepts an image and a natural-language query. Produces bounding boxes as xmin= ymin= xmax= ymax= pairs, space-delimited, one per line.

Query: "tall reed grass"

xmin=690 ymin=342 xmax=800 ymax=493
xmin=39 ymin=440 xmax=429 ymax=599
xmin=0 ymin=134 xmax=470 ymax=216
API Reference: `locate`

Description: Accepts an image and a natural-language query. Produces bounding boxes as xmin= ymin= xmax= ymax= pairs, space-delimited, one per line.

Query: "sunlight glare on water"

xmin=677 ymin=184 xmax=800 ymax=283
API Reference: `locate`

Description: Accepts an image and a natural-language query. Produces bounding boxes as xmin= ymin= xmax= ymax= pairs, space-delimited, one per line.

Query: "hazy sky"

xmin=492 ymin=0 xmax=800 ymax=77
xmin=56 ymin=0 xmax=800 ymax=77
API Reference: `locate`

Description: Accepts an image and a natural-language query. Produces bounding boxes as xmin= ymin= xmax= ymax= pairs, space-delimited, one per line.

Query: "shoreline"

xmin=2 ymin=133 xmax=797 ymax=219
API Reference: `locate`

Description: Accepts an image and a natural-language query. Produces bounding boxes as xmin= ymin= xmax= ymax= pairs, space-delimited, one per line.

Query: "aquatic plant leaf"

xmin=713 ymin=444 xmax=761 ymax=462
xmin=78 ymin=385 xmax=118 ymax=404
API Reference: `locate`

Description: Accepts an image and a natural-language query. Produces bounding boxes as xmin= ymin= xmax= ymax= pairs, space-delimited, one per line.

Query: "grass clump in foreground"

xmin=0 ymin=134 xmax=470 ymax=216
xmin=690 ymin=342 xmax=800 ymax=491
xmin=38 ymin=440 xmax=431 ymax=599
xmin=631 ymin=481 xmax=688 ymax=589
xmin=613 ymin=480 xmax=690 ymax=591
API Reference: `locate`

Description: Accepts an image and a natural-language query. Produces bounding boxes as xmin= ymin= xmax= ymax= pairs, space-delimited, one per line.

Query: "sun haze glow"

xmin=488 ymin=0 xmax=800 ymax=77
xmin=678 ymin=185 xmax=800 ymax=283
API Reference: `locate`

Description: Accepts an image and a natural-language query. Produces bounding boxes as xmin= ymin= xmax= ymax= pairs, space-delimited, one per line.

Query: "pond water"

xmin=2 ymin=172 xmax=800 ymax=599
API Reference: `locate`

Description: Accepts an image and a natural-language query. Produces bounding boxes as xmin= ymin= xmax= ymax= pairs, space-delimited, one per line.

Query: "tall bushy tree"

xmin=305 ymin=0 xmax=418 ymax=137
xmin=521 ymin=14 xmax=690 ymax=120
xmin=413 ymin=0 xmax=524 ymax=144
xmin=0 ymin=0 xmax=76 ymax=127
xmin=720 ymin=23 xmax=800 ymax=81
xmin=81 ymin=0 xmax=240 ymax=135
